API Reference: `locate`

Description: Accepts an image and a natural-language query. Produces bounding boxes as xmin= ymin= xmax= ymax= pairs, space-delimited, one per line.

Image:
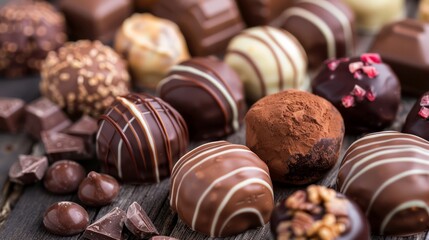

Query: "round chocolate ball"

xmin=78 ymin=171 xmax=120 ymax=207
xmin=402 ymin=91 xmax=429 ymax=140
xmin=171 ymin=141 xmax=274 ymax=237
xmin=0 ymin=1 xmax=66 ymax=77
xmin=157 ymin=57 xmax=245 ymax=140
xmin=225 ymin=26 xmax=308 ymax=103
xmin=279 ymin=0 xmax=355 ymax=67
xmin=43 ymin=160 xmax=86 ymax=194
xmin=40 ymin=40 xmax=130 ymax=117
xmin=115 ymin=13 xmax=189 ymax=89
xmin=312 ymin=53 xmax=401 ymax=134
xmin=43 ymin=201 xmax=89 ymax=236
xmin=96 ymin=93 xmax=189 ymax=183
xmin=271 ymin=185 xmax=370 ymax=240
xmin=338 ymin=131 xmax=429 ymax=236
xmin=245 ymin=89 xmax=344 ymax=185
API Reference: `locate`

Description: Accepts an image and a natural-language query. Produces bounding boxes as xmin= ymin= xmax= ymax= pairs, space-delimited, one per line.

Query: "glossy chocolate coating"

xmin=369 ymin=19 xmax=429 ymax=96
xmin=125 ymin=202 xmax=159 ymax=238
xmin=157 ymin=57 xmax=245 ymax=140
xmin=41 ymin=131 xmax=86 ymax=162
xmin=312 ymin=55 xmax=401 ymax=134
xmin=9 ymin=155 xmax=48 ymax=185
xmin=171 ymin=141 xmax=274 ymax=237
xmin=235 ymin=0 xmax=292 ymax=26
xmin=43 ymin=160 xmax=86 ymax=194
xmin=278 ymin=0 xmax=355 ymax=68
xmin=337 ymin=131 xmax=429 ymax=235
xmin=402 ymin=92 xmax=429 ymax=140
xmin=43 ymin=201 xmax=89 ymax=236
xmin=0 ymin=1 xmax=66 ymax=77
xmin=59 ymin=0 xmax=132 ymax=43
xmin=152 ymin=0 xmax=245 ymax=56
xmin=78 ymin=171 xmax=120 ymax=207
xmin=0 ymin=97 xmax=25 ymax=133
xmin=83 ymin=207 xmax=126 ymax=240
xmin=96 ymin=93 xmax=189 ymax=183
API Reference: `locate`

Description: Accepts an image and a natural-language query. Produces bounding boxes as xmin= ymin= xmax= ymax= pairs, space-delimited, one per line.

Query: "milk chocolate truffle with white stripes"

xmin=40 ymin=40 xmax=130 ymax=118
xmin=170 ymin=141 xmax=274 ymax=237
xmin=338 ymin=131 xmax=429 ymax=236
xmin=157 ymin=57 xmax=245 ymax=140
xmin=225 ymin=26 xmax=307 ymax=103
xmin=278 ymin=0 xmax=355 ymax=67
xmin=312 ymin=54 xmax=401 ymax=134
xmin=96 ymin=93 xmax=188 ymax=183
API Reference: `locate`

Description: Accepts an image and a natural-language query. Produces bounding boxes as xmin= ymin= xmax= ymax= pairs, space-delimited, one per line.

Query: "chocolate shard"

xmin=8 ymin=155 xmax=48 ymax=184
xmin=24 ymin=98 xmax=71 ymax=139
xmin=64 ymin=115 xmax=98 ymax=155
xmin=0 ymin=97 xmax=25 ymax=133
xmin=83 ymin=207 xmax=126 ymax=240
xmin=125 ymin=202 xmax=159 ymax=238
xmin=41 ymin=131 xmax=86 ymax=162
xmin=150 ymin=237 xmax=179 ymax=240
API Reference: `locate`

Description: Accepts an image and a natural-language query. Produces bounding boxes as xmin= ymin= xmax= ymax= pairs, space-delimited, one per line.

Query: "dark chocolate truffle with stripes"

xmin=225 ymin=26 xmax=308 ymax=103
xmin=170 ymin=141 xmax=274 ymax=237
xmin=338 ymin=131 xmax=429 ymax=236
xmin=157 ymin=57 xmax=245 ymax=140
xmin=278 ymin=0 xmax=355 ymax=68
xmin=96 ymin=93 xmax=189 ymax=184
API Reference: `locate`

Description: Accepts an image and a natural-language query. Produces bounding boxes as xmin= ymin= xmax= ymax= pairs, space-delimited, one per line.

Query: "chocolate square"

xmin=0 ymin=97 xmax=25 ymax=133
xmin=41 ymin=131 xmax=86 ymax=162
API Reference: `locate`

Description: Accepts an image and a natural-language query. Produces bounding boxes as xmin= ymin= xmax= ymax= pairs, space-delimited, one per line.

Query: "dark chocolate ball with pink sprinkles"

xmin=312 ymin=53 xmax=401 ymax=134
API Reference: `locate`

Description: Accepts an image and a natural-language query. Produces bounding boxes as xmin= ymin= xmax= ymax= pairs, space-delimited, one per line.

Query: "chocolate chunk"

xmin=78 ymin=171 xmax=120 ymax=207
xmin=83 ymin=207 xmax=126 ymax=240
xmin=151 ymin=237 xmax=179 ymax=240
xmin=65 ymin=115 xmax=98 ymax=155
xmin=24 ymin=98 xmax=71 ymax=139
xmin=43 ymin=160 xmax=86 ymax=194
xmin=235 ymin=0 xmax=292 ymax=26
xmin=41 ymin=131 xmax=86 ymax=162
xmin=8 ymin=155 xmax=48 ymax=185
xmin=43 ymin=201 xmax=89 ymax=236
xmin=125 ymin=202 xmax=158 ymax=238
xmin=0 ymin=97 xmax=25 ymax=133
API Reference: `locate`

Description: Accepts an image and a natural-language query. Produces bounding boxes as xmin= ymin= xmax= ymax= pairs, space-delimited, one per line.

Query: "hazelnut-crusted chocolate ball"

xmin=0 ymin=1 xmax=66 ymax=77
xmin=40 ymin=40 xmax=130 ymax=117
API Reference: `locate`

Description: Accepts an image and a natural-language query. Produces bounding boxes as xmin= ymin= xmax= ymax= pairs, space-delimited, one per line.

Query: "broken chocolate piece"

xmin=65 ymin=115 xmax=98 ymax=155
xmin=83 ymin=207 xmax=126 ymax=240
xmin=41 ymin=131 xmax=86 ymax=162
xmin=125 ymin=202 xmax=159 ymax=238
xmin=9 ymin=155 xmax=48 ymax=184
xmin=0 ymin=97 xmax=25 ymax=133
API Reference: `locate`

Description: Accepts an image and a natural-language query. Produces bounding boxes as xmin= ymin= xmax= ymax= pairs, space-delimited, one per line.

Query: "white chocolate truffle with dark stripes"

xmin=337 ymin=131 xmax=429 ymax=236
xmin=157 ymin=57 xmax=245 ymax=140
xmin=278 ymin=0 xmax=355 ymax=67
xmin=170 ymin=141 xmax=274 ymax=237
xmin=224 ymin=26 xmax=307 ymax=103
xmin=96 ymin=93 xmax=189 ymax=184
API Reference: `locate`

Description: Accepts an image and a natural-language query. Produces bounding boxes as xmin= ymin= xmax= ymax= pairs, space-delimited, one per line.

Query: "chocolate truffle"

xmin=152 ymin=0 xmax=245 ymax=56
xmin=225 ymin=26 xmax=308 ymax=103
xmin=96 ymin=93 xmax=189 ymax=183
xmin=125 ymin=202 xmax=159 ymax=238
xmin=271 ymin=185 xmax=370 ymax=240
xmin=369 ymin=19 xmax=429 ymax=96
xmin=278 ymin=0 xmax=355 ymax=67
xmin=157 ymin=57 xmax=245 ymax=140
xmin=403 ymin=92 xmax=429 ymax=141
xmin=0 ymin=1 xmax=66 ymax=77
xmin=83 ymin=207 xmax=126 ymax=240
xmin=343 ymin=0 xmax=404 ymax=32
xmin=9 ymin=155 xmax=48 ymax=185
xmin=43 ymin=201 xmax=89 ymax=236
xmin=78 ymin=171 xmax=120 ymax=207
xmin=44 ymin=160 xmax=86 ymax=194
xmin=59 ymin=0 xmax=132 ymax=43
xmin=337 ymin=131 xmax=429 ymax=236
xmin=41 ymin=131 xmax=86 ymax=162
xmin=312 ymin=54 xmax=401 ymax=134
xmin=40 ymin=40 xmax=130 ymax=117
xmin=235 ymin=0 xmax=292 ymax=26
xmin=24 ymin=98 xmax=71 ymax=139
xmin=246 ymin=90 xmax=344 ymax=185
xmin=115 ymin=13 xmax=189 ymax=89
xmin=0 ymin=97 xmax=25 ymax=133
xmin=170 ymin=141 xmax=274 ymax=237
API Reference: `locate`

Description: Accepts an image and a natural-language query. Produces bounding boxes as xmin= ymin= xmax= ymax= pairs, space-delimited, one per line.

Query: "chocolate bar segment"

xmin=0 ymin=97 xmax=25 ymax=133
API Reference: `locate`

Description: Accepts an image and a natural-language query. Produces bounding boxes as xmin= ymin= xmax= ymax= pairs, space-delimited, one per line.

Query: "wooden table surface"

xmin=0 ymin=1 xmax=426 ymax=240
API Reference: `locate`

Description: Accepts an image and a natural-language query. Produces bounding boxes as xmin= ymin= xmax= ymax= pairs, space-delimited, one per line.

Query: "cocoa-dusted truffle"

xmin=40 ymin=40 xmax=130 ymax=117
xmin=115 ymin=13 xmax=189 ymax=89
xmin=271 ymin=185 xmax=370 ymax=240
xmin=235 ymin=0 xmax=293 ymax=26
xmin=157 ymin=57 xmax=245 ymax=140
xmin=96 ymin=93 xmax=189 ymax=183
xmin=171 ymin=141 xmax=274 ymax=237
xmin=225 ymin=26 xmax=307 ymax=103
xmin=278 ymin=0 xmax=355 ymax=67
xmin=403 ymin=91 xmax=429 ymax=141
xmin=312 ymin=53 xmax=401 ymax=134
xmin=0 ymin=1 xmax=66 ymax=77
xmin=246 ymin=90 xmax=344 ymax=185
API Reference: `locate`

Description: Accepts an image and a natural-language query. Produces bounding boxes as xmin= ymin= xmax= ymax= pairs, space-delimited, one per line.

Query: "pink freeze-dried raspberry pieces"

xmin=366 ymin=91 xmax=376 ymax=102
xmin=342 ymin=95 xmax=355 ymax=108
xmin=353 ymin=71 xmax=362 ymax=80
xmin=327 ymin=60 xmax=339 ymax=71
xmin=419 ymin=107 xmax=429 ymax=119
xmin=361 ymin=53 xmax=382 ymax=64
xmin=362 ymin=66 xmax=379 ymax=78
xmin=349 ymin=62 xmax=364 ymax=74
xmin=420 ymin=95 xmax=429 ymax=107
xmin=351 ymin=85 xmax=366 ymax=101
